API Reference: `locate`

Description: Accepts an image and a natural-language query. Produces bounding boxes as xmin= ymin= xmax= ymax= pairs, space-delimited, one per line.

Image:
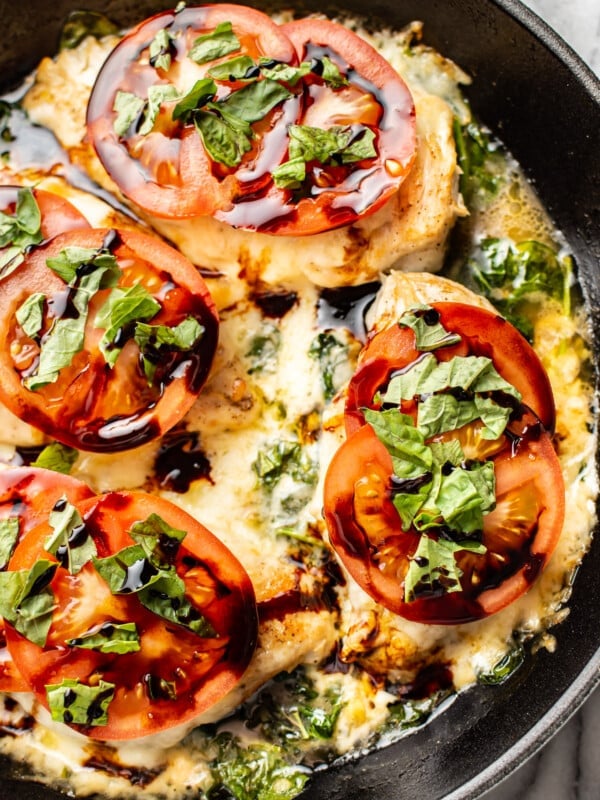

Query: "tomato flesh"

xmin=0 ymin=228 xmax=219 ymax=452
xmin=87 ymin=7 xmax=416 ymax=235
xmin=0 ymin=467 xmax=93 ymax=691
xmin=345 ymin=303 xmax=556 ymax=436
xmin=5 ymin=490 xmax=257 ymax=739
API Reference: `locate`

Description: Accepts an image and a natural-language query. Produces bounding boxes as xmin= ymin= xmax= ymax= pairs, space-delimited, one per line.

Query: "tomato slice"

xmin=274 ymin=17 xmax=416 ymax=234
xmin=0 ymin=467 xmax=93 ymax=691
xmin=87 ymin=8 xmax=415 ymax=235
xmin=87 ymin=5 xmax=298 ymax=221
xmin=0 ymin=227 xmax=219 ymax=452
xmin=5 ymin=490 xmax=257 ymax=739
xmin=323 ymin=420 xmax=565 ymax=624
xmin=345 ymin=303 xmax=556 ymax=436
xmin=0 ymin=186 xmax=90 ymax=244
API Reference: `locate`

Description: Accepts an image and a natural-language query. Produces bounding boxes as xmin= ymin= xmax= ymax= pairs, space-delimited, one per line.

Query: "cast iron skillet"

xmin=1 ymin=1 xmax=599 ymax=798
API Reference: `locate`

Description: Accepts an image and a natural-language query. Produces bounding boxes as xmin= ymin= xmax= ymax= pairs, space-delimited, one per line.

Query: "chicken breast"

xmin=23 ymin=34 xmax=466 ymax=289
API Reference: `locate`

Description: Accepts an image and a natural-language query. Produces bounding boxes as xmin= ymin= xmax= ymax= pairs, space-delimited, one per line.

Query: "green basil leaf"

xmin=404 ymin=534 xmax=486 ymax=602
xmin=272 ymin=156 xmax=306 ymax=189
xmin=258 ymin=59 xmax=311 ymax=85
xmin=139 ymin=575 xmax=216 ymax=636
xmin=93 ymin=544 xmax=157 ymax=594
xmin=172 ymin=78 xmax=217 ymax=123
xmin=149 ymin=27 xmax=175 ymax=71
xmin=453 ymin=119 xmax=504 ymax=208
xmin=188 ymin=21 xmax=241 ymax=64
xmin=135 ymin=315 xmax=204 ymax=384
xmin=31 ymin=442 xmax=79 ymax=475
xmin=95 ymin=284 xmax=161 ymax=366
xmin=140 ymin=83 xmax=181 ymax=135
xmin=129 ymin=512 xmax=186 ymax=565
xmin=194 ymin=108 xmax=252 ymax=168
xmin=288 ymin=124 xmax=352 ymax=164
xmin=431 ymin=461 xmax=495 ymax=534
xmin=113 ymin=90 xmax=145 ymax=137
xmin=416 ymin=394 xmax=482 ymax=439
xmin=318 ymin=55 xmax=348 ymax=88
xmin=15 ymin=292 xmax=45 ymax=339
xmin=67 ymin=621 xmax=140 ymax=654
xmin=208 ymin=54 xmax=256 ymax=81
xmin=382 ymin=353 xmax=438 ymax=405
xmin=398 ymin=306 xmax=462 ymax=351
xmin=308 ymin=331 xmax=350 ymax=401
xmin=44 ymin=497 xmax=96 ymax=575
xmin=46 ymin=678 xmax=115 ymax=726
xmin=24 ymin=316 xmax=86 ymax=390
xmin=0 ymin=517 xmax=20 ymax=570
xmin=219 ymin=78 xmax=292 ymax=124
xmin=0 ymin=560 xmax=57 ymax=646
xmin=0 ymin=246 xmax=23 ymax=275
xmin=364 ymin=408 xmax=432 ymax=480
xmin=15 ymin=186 xmax=42 ymax=235
xmin=45 ymin=246 xmax=120 ymax=288
xmin=339 ymin=127 xmax=376 ymax=163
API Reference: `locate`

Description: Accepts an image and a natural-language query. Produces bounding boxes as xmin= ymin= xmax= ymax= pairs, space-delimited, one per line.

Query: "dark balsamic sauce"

xmin=250 ymin=287 xmax=298 ymax=318
xmin=154 ymin=428 xmax=212 ymax=493
xmin=317 ymin=281 xmax=380 ymax=341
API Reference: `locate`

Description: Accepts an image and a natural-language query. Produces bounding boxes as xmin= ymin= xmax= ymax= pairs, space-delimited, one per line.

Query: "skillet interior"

xmin=0 ymin=1 xmax=599 ymax=798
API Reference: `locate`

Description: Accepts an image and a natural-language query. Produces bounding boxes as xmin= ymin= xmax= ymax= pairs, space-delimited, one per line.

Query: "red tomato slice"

xmin=272 ymin=17 xmax=416 ymax=235
xmin=0 ymin=467 xmax=93 ymax=691
xmin=5 ymin=490 xmax=257 ymax=739
xmin=0 ymin=227 xmax=219 ymax=452
xmin=345 ymin=303 xmax=556 ymax=436
xmin=323 ymin=420 xmax=565 ymax=624
xmin=87 ymin=8 xmax=415 ymax=235
xmin=87 ymin=5 xmax=298 ymax=220
xmin=0 ymin=186 xmax=90 ymax=270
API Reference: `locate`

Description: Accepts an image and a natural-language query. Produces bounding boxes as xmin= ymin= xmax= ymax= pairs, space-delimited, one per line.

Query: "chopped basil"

xmin=382 ymin=353 xmax=521 ymax=440
xmin=172 ymin=78 xmax=217 ymax=123
xmin=245 ymin=322 xmax=281 ymax=374
xmin=470 ymin=237 xmax=573 ymax=337
xmin=188 ymin=21 xmax=241 ymax=64
xmin=67 ymin=621 xmax=140 ymax=654
xmin=308 ymin=331 xmax=350 ymax=401
xmin=0 ymin=517 xmax=20 ymax=570
xmin=46 ymin=678 xmax=115 ymax=726
xmin=253 ymin=441 xmax=318 ymax=490
xmin=208 ymin=55 xmax=256 ymax=82
xmin=317 ymin=55 xmax=349 ymax=88
xmin=31 ymin=442 xmax=78 ymax=474
xmin=134 ymin=315 xmax=204 ymax=384
xmin=398 ymin=306 xmax=462 ymax=351
xmin=24 ymin=246 xmax=120 ymax=390
xmin=219 ymin=79 xmax=292 ymax=124
xmin=208 ymin=732 xmax=310 ymax=800
xmin=259 ymin=59 xmax=310 ymax=85
xmin=403 ymin=533 xmax=486 ymax=602
xmin=0 ymin=186 xmax=43 ymax=274
xmin=453 ymin=119 xmax=504 ymax=209
xmin=93 ymin=513 xmax=216 ymax=638
xmin=246 ymin=667 xmax=344 ymax=746
xmin=194 ymin=108 xmax=253 ymax=168
xmin=0 ymin=560 xmax=57 ymax=646
xmin=364 ymin=408 xmax=495 ymax=536
xmin=113 ymin=90 xmax=145 ymax=137
xmin=15 ymin=292 xmax=45 ymax=338
xmin=149 ymin=27 xmax=175 ymax=71
xmin=95 ymin=283 xmax=161 ymax=366
xmin=271 ymin=157 xmax=305 ymax=189
xmin=59 ymin=10 xmax=119 ymax=50
xmin=44 ymin=497 xmax=96 ymax=575
xmin=140 ymin=83 xmax=181 ymax=135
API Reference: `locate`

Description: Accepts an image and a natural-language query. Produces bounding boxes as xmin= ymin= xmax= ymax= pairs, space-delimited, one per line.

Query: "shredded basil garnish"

xmin=46 ymin=678 xmax=115 ymax=726
xmin=403 ymin=533 xmax=486 ymax=603
xmin=0 ymin=560 xmax=57 ymax=646
xmin=188 ymin=21 xmax=241 ymax=64
xmin=67 ymin=621 xmax=141 ymax=654
xmin=31 ymin=442 xmax=79 ymax=474
xmin=44 ymin=496 xmax=96 ymax=575
xmin=0 ymin=187 xmax=43 ymax=275
xmin=0 ymin=517 xmax=20 ymax=570
xmin=95 ymin=283 xmax=161 ymax=367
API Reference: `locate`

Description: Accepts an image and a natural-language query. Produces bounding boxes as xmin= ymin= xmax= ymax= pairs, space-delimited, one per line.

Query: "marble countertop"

xmin=480 ymin=2 xmax=599 ymax=799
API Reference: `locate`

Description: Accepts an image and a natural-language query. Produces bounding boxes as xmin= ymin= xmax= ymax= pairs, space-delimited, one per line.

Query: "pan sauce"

xmin=0 ymin=9 xmax=596 ymax=799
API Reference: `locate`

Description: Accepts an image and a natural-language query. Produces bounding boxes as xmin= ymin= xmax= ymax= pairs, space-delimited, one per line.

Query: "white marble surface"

xmin=480 ymin=1 xmax=599 ymax=799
